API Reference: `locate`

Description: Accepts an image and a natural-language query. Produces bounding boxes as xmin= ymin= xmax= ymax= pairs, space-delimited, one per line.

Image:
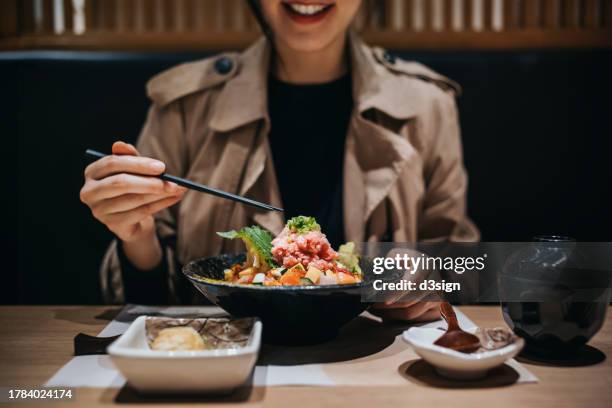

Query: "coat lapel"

xmin=344 ymin=32 xmax=419 ymax=241
xmin=343 ymin=117 xmax=367 ymax=242
xmin=246 ymin=121 xmax=285 ymax=236
xmin=208 ymin=38 xmax=284 ymax=235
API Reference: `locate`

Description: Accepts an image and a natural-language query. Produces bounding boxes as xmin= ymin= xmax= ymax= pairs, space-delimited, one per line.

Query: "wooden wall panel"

xmin=404 ymin=0 xmax=415 ymax=31
xmin=40 ymin=0 xmax=54 ymax=33
xmin=62 ymin=0 xmax=73 ymax=33
xmin=1 ymin=0 xmax=611 ymax=50
xmin=444 ymin=0 xmax=454 ymax=30
xmin=0 ymin=0 xmax=19 ymax=37
xmin=483 ymin=0 xmax=494 ymax=30
xmin=543 ymin=0 xmax=561 ymax=28
xmin=562 ymin=0 xmax=582 ymax=27
xmin=504 ymin=0 xmax=519 ymax=29
xmin=465 ymin=0 xmax=475 ymax=30
xmin=423 ymin=0 xmax=434 ymax=31
xmin=524 ymin=0 xmax=543 ymax=28
xmin=583 ymin=0 xmax=600 ymax=27
xmin=606 ymin=0 xmax=612 ymax=26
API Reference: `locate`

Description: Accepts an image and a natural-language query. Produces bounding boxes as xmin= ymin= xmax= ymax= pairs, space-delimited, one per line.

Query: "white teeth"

xmin=288 ymin=3 xmax=326 ymax=15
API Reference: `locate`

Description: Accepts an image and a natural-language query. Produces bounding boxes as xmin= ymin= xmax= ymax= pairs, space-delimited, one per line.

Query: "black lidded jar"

xmin=500 ymin=235 xmax=610 ymax=356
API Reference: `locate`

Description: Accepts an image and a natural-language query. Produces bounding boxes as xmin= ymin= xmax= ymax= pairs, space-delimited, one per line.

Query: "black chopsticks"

xmin=85 ymin=149 xmax=283 ymax=212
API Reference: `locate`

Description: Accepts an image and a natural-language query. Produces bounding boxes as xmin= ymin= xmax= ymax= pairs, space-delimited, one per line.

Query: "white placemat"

xmin=46 ymin=305 xmax=537 ymax=388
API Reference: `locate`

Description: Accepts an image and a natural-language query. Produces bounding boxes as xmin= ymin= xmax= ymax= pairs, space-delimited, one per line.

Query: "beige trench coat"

xmin=101 ymin=33 xmax=479 ymax=304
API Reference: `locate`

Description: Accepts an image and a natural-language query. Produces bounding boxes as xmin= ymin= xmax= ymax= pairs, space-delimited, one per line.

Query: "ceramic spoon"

xmin=434 ymin=302 xmax=481 ymax=353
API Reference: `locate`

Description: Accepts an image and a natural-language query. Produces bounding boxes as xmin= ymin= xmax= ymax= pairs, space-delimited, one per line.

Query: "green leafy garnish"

xmin=338 ymin=242 xmax=362 ymax=276
xmin=286 ymin=216 xmax=321 ymax=234
xmin=217 ymin=226 xmax=277 ymax=271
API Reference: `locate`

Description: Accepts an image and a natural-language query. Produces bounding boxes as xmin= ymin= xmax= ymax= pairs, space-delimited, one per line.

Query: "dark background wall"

xmin=1 ymin=49 xmax=611 ymax=304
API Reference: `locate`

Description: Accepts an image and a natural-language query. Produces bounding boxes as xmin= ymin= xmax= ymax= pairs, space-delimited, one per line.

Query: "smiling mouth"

xmin=282 ymin=2 xmax=335 ymax=23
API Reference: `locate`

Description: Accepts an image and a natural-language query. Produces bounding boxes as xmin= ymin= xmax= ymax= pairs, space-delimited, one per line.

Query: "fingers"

xmin=112 ymin=141 xmax=139 ymax=156
xmin=80 ymin=141 xmax=183 ymax=243
xmin=370 ymin=301 xmax=441 ymax=322
xmin=383 ymin=289 xmax=441 ymax=306
xmin=81 ymin=174 xmax=185 ymax=203
xmin=372 ymin=300 xmax=419 ymax=309
xmin=409 ymin=307 xmax=441 ymax=323
xmin=103 ymin=195 xmax=183 ymax=233
xmin=375 ymin=287 xmax=437 ymax=307
xmin=92 ymin=191 xmax=185 ymax=216
xmin=85 ymin=154 xmax=166 ymax=180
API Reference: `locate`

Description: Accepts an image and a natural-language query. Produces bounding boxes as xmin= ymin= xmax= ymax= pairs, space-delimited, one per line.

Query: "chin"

xmin=280 ymin=33 xmax=337 ymax=53
xmin=263 ymin=0 xmax=357 ymax=53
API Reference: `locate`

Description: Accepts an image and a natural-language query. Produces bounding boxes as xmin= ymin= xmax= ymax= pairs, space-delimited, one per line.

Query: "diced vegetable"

xmin=237 ymin=275 xmax=254 ymax=284
xmin=217 ymin=226 xmax=276 ymax=272
xmin=223 ymin=269 xmax=234 ymax=281
xmin=270 ymin=267 xmax=286 ymax=278
xmin=322 ymin=270 xmax=337 ymax=285
xmin=318 ymin=274 xmax=337 ymax=285
xmin=286 ymin=216 xmax=321 ymax=234
xmin=338 ymin=242 xmax=362 ymax=276
xmin=299 ymin=278 xmax=314 ymax=286
xmin=252 ymin=273 xmax=266 ymax=284
xmin=238 ymin=267 xmax=255 ymax=277
xmin=305 ymin=266 xmax=321 ymax=284
xmin=337 ymin=272 xmax=358 ymax=285
xmin=279 ymin=269 xmax=302 ymax=285
xmin=287 ymin=263 xmax=305 ymax=274
xmin=263 ymin=278 xmax=281 ymax=286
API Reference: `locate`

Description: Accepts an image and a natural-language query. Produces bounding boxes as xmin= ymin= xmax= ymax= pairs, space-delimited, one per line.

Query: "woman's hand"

xmin=370 ymin=301 xmax=441 ymax=322
xmin=80 ymin=141 xmax=186 ymax=269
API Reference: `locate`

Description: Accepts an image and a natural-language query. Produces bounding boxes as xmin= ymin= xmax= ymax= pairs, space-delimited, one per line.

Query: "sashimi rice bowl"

xmin=182 ymin=216 xmax=370 ymax=344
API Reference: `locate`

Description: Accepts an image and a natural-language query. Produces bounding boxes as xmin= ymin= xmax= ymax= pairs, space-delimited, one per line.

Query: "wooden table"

xmin=0 ymin=306 xmax=610 ymax=408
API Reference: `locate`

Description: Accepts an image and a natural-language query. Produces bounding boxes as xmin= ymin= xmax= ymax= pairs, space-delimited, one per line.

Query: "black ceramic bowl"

xmin=502 ymin=301 xmax=608 ymax=355
xmin=183 ymin=254 xmax=371 ymax=345
xmin=500 ymin=236 xmax=611 ymax=356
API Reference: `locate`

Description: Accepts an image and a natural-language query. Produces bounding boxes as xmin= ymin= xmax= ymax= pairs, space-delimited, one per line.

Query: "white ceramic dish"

xmin=108 ymin=316 xmax=261 ymax=394
xmin=402 ymin=327 xmax=524 ymax=380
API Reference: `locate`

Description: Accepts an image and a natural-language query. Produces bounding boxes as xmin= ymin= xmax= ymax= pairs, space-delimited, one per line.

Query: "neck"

xmin=273 ymin=35 xmax=348 ymax=84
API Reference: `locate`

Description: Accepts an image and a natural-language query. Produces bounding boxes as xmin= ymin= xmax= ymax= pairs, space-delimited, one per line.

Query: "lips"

xmin=281 ymin=2 xmax=335 ymax=24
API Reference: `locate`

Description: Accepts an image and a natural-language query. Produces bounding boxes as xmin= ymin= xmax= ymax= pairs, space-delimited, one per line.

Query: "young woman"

xmin=80 ymin=0 xmax=478 ymax=321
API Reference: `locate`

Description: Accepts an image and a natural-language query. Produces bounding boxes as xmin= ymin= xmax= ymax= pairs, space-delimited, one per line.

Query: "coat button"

xmin=214 ymin=57 xmax=233 ymax=75
xmin=383 ymin=51 xmax=396 ymax=65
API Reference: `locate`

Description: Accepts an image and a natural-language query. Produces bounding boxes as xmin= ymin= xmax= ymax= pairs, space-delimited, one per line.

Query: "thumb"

xmin=112 ymin=141 xmax=139 ymax=156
